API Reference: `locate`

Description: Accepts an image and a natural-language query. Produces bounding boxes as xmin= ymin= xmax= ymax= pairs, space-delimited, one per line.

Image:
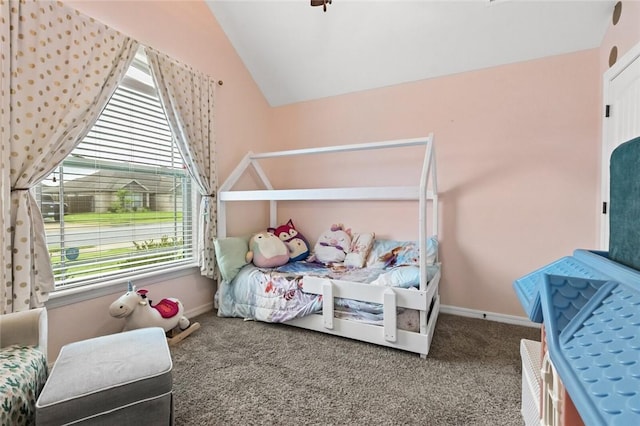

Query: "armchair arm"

xmin=0 ymin=307 xmax=48 ymax=362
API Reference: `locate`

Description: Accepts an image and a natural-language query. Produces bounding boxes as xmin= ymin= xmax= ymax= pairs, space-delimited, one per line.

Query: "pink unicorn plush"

xmin=313 ymin=223 xmax=352 ymax=264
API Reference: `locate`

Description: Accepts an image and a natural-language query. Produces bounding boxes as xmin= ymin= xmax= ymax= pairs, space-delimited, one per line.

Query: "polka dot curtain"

xmin=0 ymin=0 xmax=137 ymax=313
xmin=146 ymin=48 xmax=218 ymax=279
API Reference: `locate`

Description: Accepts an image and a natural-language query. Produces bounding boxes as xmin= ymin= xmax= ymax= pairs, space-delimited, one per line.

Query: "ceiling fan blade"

xmin=311 ymin=0 xmax=331 ymax=11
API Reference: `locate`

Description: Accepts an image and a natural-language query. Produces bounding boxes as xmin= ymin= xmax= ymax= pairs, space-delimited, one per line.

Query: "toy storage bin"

xmin=520 ymin=339 xmax=541 ymax=426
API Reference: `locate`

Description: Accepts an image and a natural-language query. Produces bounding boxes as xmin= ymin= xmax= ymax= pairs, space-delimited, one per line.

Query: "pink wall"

xmin=268 ymin=50 xmax=602 ymax=317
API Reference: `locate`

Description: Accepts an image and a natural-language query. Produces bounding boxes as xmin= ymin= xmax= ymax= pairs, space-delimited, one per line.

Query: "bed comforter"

xmin=217 ymin=261 xmax=439 ymax=326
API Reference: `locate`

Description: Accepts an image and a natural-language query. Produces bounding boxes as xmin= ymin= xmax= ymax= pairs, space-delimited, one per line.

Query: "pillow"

xmin=424 ymin=237 xmax=438 ymax=264
xmin=344 ymin=232 xmax=375 ymax=268
xmin=366 ymin=237 xmax=438 ymax=269
xmin=214 ymin=236 xmax=250 ymax=282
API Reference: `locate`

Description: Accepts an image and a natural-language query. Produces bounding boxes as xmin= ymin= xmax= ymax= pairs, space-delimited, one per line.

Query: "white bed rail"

xmin=301 ymin=267 xmax=440 ymax=348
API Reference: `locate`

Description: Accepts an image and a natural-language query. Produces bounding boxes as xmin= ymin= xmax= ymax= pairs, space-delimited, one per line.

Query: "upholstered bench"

xmin=36 ymin=327 xmax=173 ymax=425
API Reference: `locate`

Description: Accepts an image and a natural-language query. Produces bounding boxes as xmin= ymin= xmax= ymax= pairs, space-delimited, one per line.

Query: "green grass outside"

xmin=50 ymin=246 xmax=130 ymax=259
xmin=51 ymin=246 xmax=132 ymax=280
xmin=51 ymin=245 xmax=182 ymax=282
xmin=62 ymin=211 xmax=183 ymax=225
xmin=50 ymin=211 xmax=185 ymax=282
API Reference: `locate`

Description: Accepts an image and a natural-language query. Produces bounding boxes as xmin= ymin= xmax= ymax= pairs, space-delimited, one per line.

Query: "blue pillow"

xmin=366 ymin=237 xmax=438 ymax=269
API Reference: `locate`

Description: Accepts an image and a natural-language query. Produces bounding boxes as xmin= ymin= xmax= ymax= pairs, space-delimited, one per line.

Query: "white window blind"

xmin=38 ymin=60 xmax=194 ymax=290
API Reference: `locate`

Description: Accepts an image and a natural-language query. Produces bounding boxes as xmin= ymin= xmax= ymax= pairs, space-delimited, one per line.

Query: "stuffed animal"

xmin=268 ymin=219 xmax=311 ymax=262
xmin=246 ymin=231 xmax=290 ymax=268
xmin=314 ymin=224 xmax=352 ymax=264
xmin=109 ymin=282 xmax=201 ymax=345
xmin=109 ymin=282 xmax=190 ymax=332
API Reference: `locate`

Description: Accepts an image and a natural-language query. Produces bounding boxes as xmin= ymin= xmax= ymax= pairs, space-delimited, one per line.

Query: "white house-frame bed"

xmin=217 ymin=134 xmax=440 ymax=357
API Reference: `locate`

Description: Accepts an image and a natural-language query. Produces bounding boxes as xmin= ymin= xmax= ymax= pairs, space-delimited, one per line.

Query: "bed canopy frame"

xmin=217 ymin=134 xmax=440 ymax=356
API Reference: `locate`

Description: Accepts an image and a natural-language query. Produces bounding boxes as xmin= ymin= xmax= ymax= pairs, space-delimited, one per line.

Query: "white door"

xmin=600 ymin=42 xmax=640 ymax=250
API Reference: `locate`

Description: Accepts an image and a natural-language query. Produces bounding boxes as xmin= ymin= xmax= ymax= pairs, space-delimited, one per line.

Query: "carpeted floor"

xmin=170 ymin=312 xmax=539 ymax=426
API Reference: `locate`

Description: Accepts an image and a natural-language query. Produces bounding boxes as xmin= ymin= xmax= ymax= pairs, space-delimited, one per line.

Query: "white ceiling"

xmin=206 ymin=0 xmax=615 ymax=107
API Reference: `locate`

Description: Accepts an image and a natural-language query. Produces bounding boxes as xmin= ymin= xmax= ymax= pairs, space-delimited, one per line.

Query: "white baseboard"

xmin=184 ymin=302 xmax=538 ymax=329
xmin=186 ymin=302 xmax=214 ymax=319
xmin=440 ymin=304 xmax=540 ymax=328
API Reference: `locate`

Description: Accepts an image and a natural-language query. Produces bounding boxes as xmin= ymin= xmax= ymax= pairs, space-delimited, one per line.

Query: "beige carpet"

xmin=170 ymin=312 xmax=539 ymax=425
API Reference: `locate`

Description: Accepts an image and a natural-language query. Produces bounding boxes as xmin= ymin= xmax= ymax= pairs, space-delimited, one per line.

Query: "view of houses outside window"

xmin=37 ymin=52 xmax=195 ymax=290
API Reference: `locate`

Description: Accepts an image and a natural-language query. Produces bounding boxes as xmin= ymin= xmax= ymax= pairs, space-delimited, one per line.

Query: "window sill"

xmin=45 ymin=262 xmax=200 ymax=310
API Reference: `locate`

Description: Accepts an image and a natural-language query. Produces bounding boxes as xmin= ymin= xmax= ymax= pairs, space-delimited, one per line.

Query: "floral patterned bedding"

xmin=217 ymin=260 xmax=439 ymax=329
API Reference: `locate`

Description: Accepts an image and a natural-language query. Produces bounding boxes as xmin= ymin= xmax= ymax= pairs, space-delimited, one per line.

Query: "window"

xmin=37 ymin=51 xmax=195 ymax=290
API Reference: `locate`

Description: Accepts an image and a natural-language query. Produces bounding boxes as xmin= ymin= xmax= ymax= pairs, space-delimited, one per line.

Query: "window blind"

xmin=39 ymin=74 xmax=194 ymax=290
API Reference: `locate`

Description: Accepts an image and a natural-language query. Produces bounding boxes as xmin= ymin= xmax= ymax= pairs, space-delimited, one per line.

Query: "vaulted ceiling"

xmin=206 ymin=1 xmax=615 ymax=107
